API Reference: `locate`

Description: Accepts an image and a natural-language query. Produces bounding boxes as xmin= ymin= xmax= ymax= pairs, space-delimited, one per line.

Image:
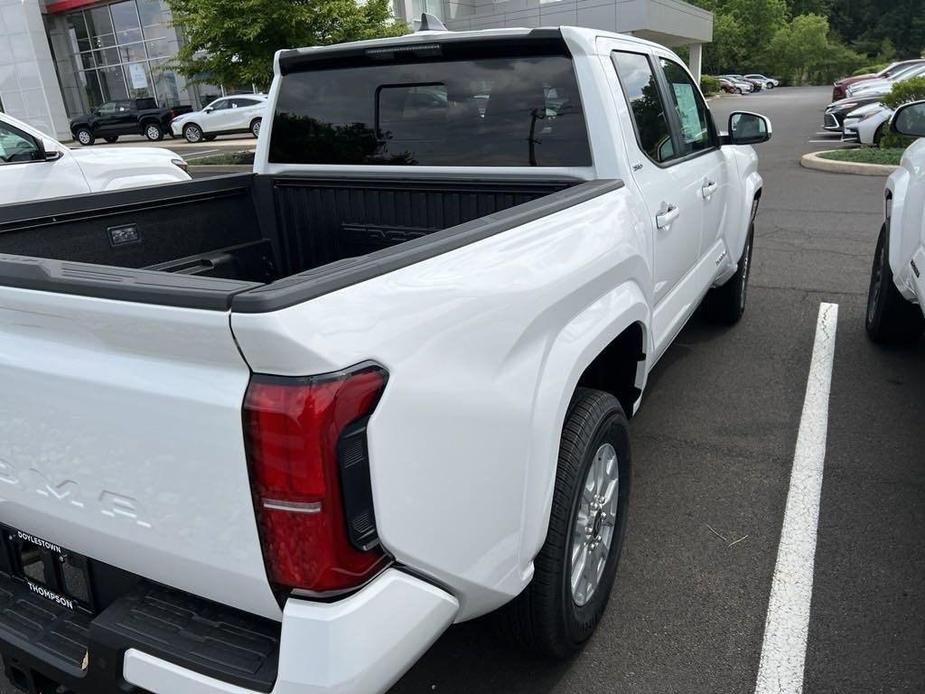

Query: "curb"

xmin=800 ymin=151 xmax=898 ymax=176
xmin=188 ymin=164 xmax=252 ymax=175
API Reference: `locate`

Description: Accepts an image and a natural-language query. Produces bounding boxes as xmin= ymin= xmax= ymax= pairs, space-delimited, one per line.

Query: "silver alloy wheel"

xmin=252 ymin=120 xmax=261 ymax=137
xmin=570 ymin=442 xmax=619 ymax=607
xmin=185 ymin=125 xmax=201 ymax=143
xmin=77 ymin=130 xmax=91 ymax=145
xmin=146 ymin=124 xmax=161 ymax=140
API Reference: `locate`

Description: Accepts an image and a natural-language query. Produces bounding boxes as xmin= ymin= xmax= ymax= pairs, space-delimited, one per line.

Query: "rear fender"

xmin=518 ymin=283 xmax=649 ymax=576
xmin=716 ymin=162 xmax=762 ymax=286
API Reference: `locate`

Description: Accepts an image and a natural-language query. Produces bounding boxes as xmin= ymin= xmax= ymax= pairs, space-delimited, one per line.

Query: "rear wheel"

xmin=183 ymin=123 xmax=203 ymax=143
xmin=866 ymin=223 xmax=923 ymax=344
xmin=496 ymin=388 xmax=630 ymax=658
xmin=703 ymin=220 xmax=755 ymax=324
xmin=250 ymin=118 xmax=262 ymax=138
xmin=103 ymin=136 xmax=119 ymax=144
xmin=144 ymin=123 xmax=164 ymax=141
xmin=75 ymin=127 xmax=94 ymax=146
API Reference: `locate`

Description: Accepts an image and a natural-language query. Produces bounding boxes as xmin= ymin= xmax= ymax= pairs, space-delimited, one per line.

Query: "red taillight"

xmin=243 ymin=364 xmax=389 ymax=594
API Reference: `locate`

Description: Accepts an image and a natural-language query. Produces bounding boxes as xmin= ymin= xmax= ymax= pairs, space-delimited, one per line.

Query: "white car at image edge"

xmin=866 ymin=99 xmax=925 ymax=343
xmin=0 ymin=112 xmax=190 ymax=206
xmin=170 ymin=94 xmax=267 ymax=143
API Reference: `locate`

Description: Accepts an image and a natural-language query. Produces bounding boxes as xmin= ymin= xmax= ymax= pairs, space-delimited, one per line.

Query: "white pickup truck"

xmin=0 ymin=112 xmax=190 ymax=206
xmin=0 ymin=23 xmax=768 ymax=694
xmin=866 ymin=99 xmax=925 ymax=343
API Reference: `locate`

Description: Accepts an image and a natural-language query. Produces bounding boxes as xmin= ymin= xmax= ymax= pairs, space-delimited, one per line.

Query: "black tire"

xmin=203 ymin=134 xmax=217 ymax=142
xmin=873 ymin=121 xmax=888 ymax=147
xmin=74 ymin=127 xmax=94 ymax=146
xmin=496 ymin=388 xmax=631 ymax=658
xmin=144 ymin=122 xmax=164 ymax=142
xmin=103 ymin=136 xmax=119 ymax=144
xmin=737 ymin=87 xmax=743 ymax=95
xmin=703 ymin=220 xmax=755 ymax=324
xmin=250 ymin=118 xmax=262 ymax=138
xmin=865 ymin=223 xmax=923 ymax=344
xmin=183 ymin=123 xmax=204 ymax=143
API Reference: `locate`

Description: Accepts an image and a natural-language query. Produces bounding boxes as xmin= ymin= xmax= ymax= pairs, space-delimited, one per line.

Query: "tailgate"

xmin=0 ymin=285 xmax=280 ymax=620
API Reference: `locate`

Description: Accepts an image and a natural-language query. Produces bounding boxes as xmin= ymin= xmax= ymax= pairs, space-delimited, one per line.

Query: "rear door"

xmin=228 ymin=97 xmax=263 ymax=131
xmin=0 ymin=288 xmax=280 ymax=619
xmin=610 ymin=49 xmax=703 ymax=306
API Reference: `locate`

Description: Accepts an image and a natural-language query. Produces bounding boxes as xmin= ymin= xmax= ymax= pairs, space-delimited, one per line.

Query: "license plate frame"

xmin=0 ymin=526 xmax=95 ymax=615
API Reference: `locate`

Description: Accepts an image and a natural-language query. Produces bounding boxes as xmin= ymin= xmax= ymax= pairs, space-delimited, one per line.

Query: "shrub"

xmin=880 ymin=131 xmax=916 ymax=150
xmin=880 ymin=77 xmax=925 ymax=149
xmin=882 ymin=76 xmax=925 ymax=110
xmin=701 ymin=75 xmax=722 ymax=96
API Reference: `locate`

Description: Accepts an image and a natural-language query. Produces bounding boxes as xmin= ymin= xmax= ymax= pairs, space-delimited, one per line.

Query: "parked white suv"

xmin=0 ymin=24 xmax=769 ymax=694
xmin=170 ymin=94 xmax=267 ymax=142
xmin=866 ymin=99 xmax=925 ymax=343
xmin=0 ymin=112 xmax=189 ymax=205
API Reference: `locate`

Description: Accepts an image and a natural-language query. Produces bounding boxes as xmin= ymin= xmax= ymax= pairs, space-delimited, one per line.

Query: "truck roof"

xmin=274 ymin=25 xmax=668 ymax=73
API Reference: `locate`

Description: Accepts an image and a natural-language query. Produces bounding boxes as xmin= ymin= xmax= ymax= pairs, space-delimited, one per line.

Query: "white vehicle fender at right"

xmin=518 ymin=280 xmax=650 ymax=570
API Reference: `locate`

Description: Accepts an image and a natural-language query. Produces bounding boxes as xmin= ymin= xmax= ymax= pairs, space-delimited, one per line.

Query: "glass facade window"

xmin=48 ymin=0 xmax=190 ymax=114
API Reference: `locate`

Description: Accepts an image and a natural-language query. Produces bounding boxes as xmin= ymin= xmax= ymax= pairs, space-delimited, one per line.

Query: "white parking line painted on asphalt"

xmin=807 ymin=140 xmax=851 ymax=144
xmin=755 ymin=302 xmax=838 ymax=694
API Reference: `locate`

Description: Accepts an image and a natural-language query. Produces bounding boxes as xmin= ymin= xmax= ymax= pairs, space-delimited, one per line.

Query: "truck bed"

xmin=0 ymin=174 xmax=616 ymax=312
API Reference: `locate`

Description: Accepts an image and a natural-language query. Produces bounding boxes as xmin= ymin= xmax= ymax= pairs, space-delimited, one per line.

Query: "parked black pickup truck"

xmin=69 ymin=98 xmax=193 ymax=145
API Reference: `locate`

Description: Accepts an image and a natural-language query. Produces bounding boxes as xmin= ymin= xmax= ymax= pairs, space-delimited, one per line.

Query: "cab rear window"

xmin=269 ymin=51 xmax=592 ymax=167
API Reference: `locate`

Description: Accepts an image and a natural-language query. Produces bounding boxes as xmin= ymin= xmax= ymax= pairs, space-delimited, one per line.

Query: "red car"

xmin=833 ymin=59 xmax=925 ymax=100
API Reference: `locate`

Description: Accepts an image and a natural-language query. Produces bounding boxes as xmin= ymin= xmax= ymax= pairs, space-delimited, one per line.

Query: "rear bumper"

xmin=125 ymin=570 xmax=458 ymax=694
xmin=0 ymin=568 xmax=457 ymax=694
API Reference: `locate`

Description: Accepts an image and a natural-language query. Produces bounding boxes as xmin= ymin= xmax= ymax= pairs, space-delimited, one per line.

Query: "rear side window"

xmin=269 ymin=52 xmax=592 ymax=167
xmin=611 ymin=51 xmax=674 ymax=163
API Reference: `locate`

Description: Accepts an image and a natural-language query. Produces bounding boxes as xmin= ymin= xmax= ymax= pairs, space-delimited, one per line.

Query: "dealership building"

xmin=0 ymin=0 xmax=712 ymax=141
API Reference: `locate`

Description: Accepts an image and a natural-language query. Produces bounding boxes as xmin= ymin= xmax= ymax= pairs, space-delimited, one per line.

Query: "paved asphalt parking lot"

xmin=0 ymin=86 xmax=921 ymax=693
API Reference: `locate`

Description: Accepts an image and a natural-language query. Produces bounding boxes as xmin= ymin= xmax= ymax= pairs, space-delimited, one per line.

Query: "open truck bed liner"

xmin=0 ymin=175 xmax=622 ymax=312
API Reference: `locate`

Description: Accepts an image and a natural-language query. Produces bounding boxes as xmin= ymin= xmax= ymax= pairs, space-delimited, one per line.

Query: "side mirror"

xmin=891 ymin=100 xmax=925 ymax=138
xmin=36 ymin=137 xmax=63 ymax=162
xmin=204 ymin=107 xmax=213 ymax=113
xmin=725 ymin=111 xmax=772 ymax=145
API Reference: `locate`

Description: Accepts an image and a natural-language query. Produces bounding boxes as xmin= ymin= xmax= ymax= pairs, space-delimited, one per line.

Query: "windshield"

xmin=269 ymin=47 xmax=592 ymax=167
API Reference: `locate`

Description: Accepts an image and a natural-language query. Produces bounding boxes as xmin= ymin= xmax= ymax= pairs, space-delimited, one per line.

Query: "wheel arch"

xmin=516 ymin=280 xmax=651 ymax=602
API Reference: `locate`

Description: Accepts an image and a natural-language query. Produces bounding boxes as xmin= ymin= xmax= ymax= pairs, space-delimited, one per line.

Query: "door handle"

xmin=656 ymin=204 xmax=680 ymax=229
xmin=701 ymin=180 xmax=718 ymax=198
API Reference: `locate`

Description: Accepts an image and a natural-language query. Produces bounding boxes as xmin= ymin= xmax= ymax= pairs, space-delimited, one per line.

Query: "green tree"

xmin=725 ymin=0 xmax=788 ymax=64
xmin=703 ymin=12 xmax=748 ymax=73
xmin=766 ymin=13 xmax=864 ymax=84
xmin=165 ymin=0 xmax=405 ymax=90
